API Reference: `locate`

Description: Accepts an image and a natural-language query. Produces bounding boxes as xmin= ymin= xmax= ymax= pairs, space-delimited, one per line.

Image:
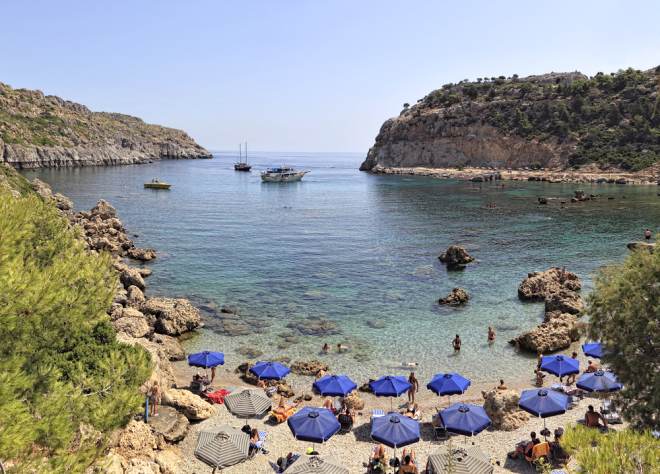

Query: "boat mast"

xmin=245 ymin=141 xmax=248 ymax=164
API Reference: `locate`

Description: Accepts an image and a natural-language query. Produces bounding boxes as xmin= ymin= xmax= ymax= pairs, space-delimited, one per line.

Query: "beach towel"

xmin=206 ymin=388 xmax=231 ymax=404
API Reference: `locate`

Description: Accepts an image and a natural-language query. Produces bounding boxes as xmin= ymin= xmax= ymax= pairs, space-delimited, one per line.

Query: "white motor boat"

xmin=260 ymin=166 xmax=309 ymax=182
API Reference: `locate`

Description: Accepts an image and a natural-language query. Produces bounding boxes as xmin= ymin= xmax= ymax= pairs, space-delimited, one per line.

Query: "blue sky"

xmin=1 ymin=1 xmax=658 ymax=152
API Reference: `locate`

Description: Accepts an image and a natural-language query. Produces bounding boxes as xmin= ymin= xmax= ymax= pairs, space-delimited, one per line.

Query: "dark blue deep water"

xmin=28 ymin=152 xmax=659 ymax=384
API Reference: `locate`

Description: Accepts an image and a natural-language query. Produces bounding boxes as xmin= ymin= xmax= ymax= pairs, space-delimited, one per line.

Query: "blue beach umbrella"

xmin=519 ymin=388 xmax=568 ymax=434
xmin=188 ymin=351 xmax=225 ymax=368
xmin=540 ymin=355 xmax=580 ymax=377
xmin=576 ymin=370 xmax=622 ymax=393
xmin=313 ymin=374 xmax=357 ymax=397
xmin=370 ymin=376 xmax=412 ymax=411
xmin=250 ymin=361 xmax=291 ymax=380
xmin=440 ymin=403 xmax=491 ymax=437
xmin=582 ymin=342 xmax=604 ymax=359
xmin=427 ymin=372 xmax=471 ymax=397
xmin=371 ymin=412 xmax=420 ymax=449
xmin=287 ymin=407 xmax=340 ymax=444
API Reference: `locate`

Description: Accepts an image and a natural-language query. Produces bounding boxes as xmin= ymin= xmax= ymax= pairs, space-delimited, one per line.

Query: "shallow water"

xmin=28 ymin=152 xmax=659 ymax=385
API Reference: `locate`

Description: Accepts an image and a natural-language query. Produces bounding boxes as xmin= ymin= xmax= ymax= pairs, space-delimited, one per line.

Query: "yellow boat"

xmin=144 ymin=179 xmax=171 ymax=190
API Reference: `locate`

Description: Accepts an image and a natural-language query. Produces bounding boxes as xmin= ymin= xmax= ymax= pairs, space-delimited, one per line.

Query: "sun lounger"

xmin=371 ymin=409 xmax=385 ymax=421
xmin=526 ymin=441 xmax=550 ymax=466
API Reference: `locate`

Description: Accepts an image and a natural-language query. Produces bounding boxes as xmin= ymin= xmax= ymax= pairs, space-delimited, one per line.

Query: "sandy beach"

xmin=172 ymin=353 xmax=619 ymax=473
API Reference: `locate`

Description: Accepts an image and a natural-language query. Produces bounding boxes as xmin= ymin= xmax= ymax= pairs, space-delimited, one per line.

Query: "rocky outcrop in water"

xmin=1 ymin=81 xmax=211 ymax=169
xmin=512 ymin=267 xmax=584 ymax=353
xmin=438 ymin=287 xmax=470 ymax=306
xmin=438 ymin=245 xmax=474 ymax=269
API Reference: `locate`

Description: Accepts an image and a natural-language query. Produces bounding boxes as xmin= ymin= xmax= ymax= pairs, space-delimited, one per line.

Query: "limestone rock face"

xmin=142 ymin=297 xmax=202 ymax=336
xmin=115 ymin=420 xmax=158 ymax=460
xmin=438 ymin=287 xmax=469 ymax=306
xmin=150 ymin=334 xmax=185 ymax=362
xmin=162 ymin=389 xmax=217 ymax=420
xmin=114 ymin=314 xmax=151 ymax=338
xmin=120 ymin=268 xmax=146 ymax=291
xmin=511 ymin=312 xmax=581 ymax=353
xmin=518 ymin=267 xmax=581 ymax=301
xmin=482 ymin=389 xmax=529 ymax=430
xmin=545 ymin=289 xmax=584 ymax=315
xmin=154 ymin=448 xmax=184 ymax=474
xmin=1 ymin=81 xmax=212 ymax=170
xmin=128 ymin=247 xmax=157 ymax=261
xmin=438 ymin=245 xmax=474 ymax=269
xmin=291 ymin=360 xmax=329 ymax=377
xmin=127 ymin=285 xmax=146 ymax=307
xmin=123 ymin=458 xmax=161 ymax=474
xmin=148 ymin=406 xmax=189 ymax=443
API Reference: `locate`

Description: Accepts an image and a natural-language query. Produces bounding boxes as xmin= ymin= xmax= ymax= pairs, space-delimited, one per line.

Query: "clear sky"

xmin=1 ymin=1 xmax=658 ymax=152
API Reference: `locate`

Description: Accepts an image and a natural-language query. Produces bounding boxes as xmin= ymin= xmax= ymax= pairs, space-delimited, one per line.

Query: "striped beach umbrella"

xmin=224 ymin=388 xmax=272 ymax=420
xmin=428 ymin=446 xmax=493 ymax=474
xmin=195 ymin=426 xmax=249 ymax=469
xmin=286 ymin=455 xmax=349 ymax=474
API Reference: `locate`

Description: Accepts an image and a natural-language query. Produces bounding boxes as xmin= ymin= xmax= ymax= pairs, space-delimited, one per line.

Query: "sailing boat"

xmin=234 ymin=142 xmax=252 ymax=171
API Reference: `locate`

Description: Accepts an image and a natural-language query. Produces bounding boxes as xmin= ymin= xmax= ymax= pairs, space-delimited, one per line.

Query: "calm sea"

xmin=27 ymin=152 xmax=659 ymax=385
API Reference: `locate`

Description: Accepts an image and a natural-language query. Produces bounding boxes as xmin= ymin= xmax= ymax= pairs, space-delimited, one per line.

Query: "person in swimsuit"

xmin=407 ymin=372 xmax=419 ymax=403
xmin=452 ymin=334 xmax=462 ymax=353
xmin=644 ymin=228 xmax=652 ymax=240
xmin=322 ymin=343 xmax=330 ymax=354
xmin=585 ymin=405 xmax=608 ymax=429
xmin=487 ymin=326 xmax=496 ymax=344
xmin=148 ymin=380 xmax=161 ymax=417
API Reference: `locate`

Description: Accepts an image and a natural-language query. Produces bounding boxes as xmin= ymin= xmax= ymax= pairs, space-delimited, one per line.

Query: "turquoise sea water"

xmin=28 ymin=152 xmax=659 ymax=385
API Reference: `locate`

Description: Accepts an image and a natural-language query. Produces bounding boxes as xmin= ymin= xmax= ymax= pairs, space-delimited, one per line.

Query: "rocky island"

xmin=0 ymin=81 xmax=211 ymax=168
xmin=361 ymin=67 xmax=660 ymax=184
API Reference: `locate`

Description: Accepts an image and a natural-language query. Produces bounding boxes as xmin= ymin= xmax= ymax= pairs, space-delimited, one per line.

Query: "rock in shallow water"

xmin=291 ymin=360 xmax=329 ymax=376
xmin=438 ymin=245 xmax=474 ymax=269
xmin=518 ymin=267 xmax=581 ymax=301
xmin=510 ymin=312 xmax=582 ymax=353
xmin=438 ymin=287 xmax=469 ymax=306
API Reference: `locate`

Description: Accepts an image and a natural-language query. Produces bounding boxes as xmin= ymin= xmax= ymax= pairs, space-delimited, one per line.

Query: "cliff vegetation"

xmin=0 ymin=167 xmax=151 ymax=472
xmin=363 ymin=67 xmax=660 ymax=172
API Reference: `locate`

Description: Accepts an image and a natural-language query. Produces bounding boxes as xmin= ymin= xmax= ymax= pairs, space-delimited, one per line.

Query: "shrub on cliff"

xmin=0 ymin=190 xmax=151 ymax=472
xmin=586 ymin=242 xmax=659 ymax=430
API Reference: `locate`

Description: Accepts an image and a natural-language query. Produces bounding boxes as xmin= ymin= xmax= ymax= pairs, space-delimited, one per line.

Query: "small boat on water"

xmin=144 ymin=178 xmax=171 ymax=189
xmin=234 ymin=141 xmax=252 ymax=172
xmin=260 ymin=166 xmax=309 ymax=182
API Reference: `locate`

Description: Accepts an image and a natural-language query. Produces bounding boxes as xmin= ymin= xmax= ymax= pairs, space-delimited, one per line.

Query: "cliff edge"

xmin=0 ymin=82 xmax=212 ymax=168
xmin=362 ymin=67 xmax=660 ymax=173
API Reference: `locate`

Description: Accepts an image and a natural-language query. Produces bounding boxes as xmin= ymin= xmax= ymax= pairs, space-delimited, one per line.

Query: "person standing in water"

xmin=407 ymin=372 xmax=419 ymax=403
xmin=644 ymin=228 xmax=652 ymax=241
xmin=487 ymin=326 xmax=496 ymax=345
xmin=452 ymin=334 xmax=462 ymax=353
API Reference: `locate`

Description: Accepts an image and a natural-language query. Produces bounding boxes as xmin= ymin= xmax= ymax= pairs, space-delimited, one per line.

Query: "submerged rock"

xmin=287 ymin=318 xmax=340 ymax=336
xmin=438 ymin=287 xmax=469 ymax=306
xmin=438 ymin=245 xmax=474 ymax=269
xmin=237 ymin=345 xmax=264 ymax=359
xmin=291 ymin=360 xmax=329 ymax=377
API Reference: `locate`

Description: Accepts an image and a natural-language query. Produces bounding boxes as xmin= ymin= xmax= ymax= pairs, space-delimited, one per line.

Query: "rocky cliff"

xmin=0 ymin=81 xmax=212 ymax=168
xmin=362 ymin=67 xmax=660 ymax=172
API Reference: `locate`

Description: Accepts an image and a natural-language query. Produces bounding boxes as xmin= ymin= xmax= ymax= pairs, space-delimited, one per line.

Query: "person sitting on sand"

xmin=534 ymin=368 xmax=546 ymax=387
xmin=322 ymin=343 xmax=330 ymax=354
xmin=399 ymin=449 xmax=418 ymax=473
xmin=249 ymin=428 xmax=267 ymax=454
xmin=487 ymin=326 xmax=496 ymax=344
xmin=407 ymin=372 xmax=419 ymax=403
xmin=368 ymin=444 xmax=388 ymax=473
xmin=403 ymin=402 xmax=421 ymax=420
xmin=316 ymin=368 xmax=327 ymax=379
xmin=585 ymin=405 xmax=608 ymax=430
xmin=562 ymin=352 xmax=579 ymax=384
xmin=497 ymin=379 xmax=508 ymax=390
xmin=509 ymin=432 xmax=540 ymax=459
xmin=322 ymin=397 xmax=335 ymax=413
xmin=452 ymin=334 xmax=462 ymax=353
xmin=551 ymin=427 xmax=569 ymax=463
xmin=585 ymin=360 xmax=599 ymax=373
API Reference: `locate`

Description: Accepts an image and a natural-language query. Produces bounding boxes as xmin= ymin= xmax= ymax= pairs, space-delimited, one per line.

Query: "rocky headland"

xmin=511 ymin=267 xmax=585 ymax=353
xmin=1 ymin=81 xmax=211 ymax=169
xmin=361 ymin=67 xmax=660 ymax=184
